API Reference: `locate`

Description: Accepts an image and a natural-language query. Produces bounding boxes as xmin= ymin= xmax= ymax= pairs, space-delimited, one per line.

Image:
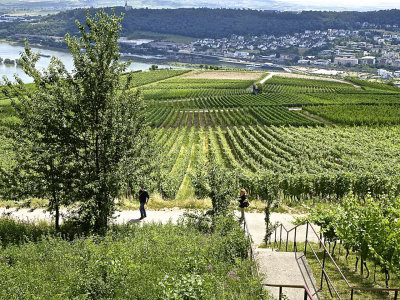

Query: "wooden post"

xmin=304 ymin=222 xmax=309 ymax=255
xmin=320 ymin=249 xmax=326 ymax=290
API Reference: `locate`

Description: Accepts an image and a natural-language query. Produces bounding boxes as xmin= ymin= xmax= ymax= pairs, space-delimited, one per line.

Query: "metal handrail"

xmin=269 ymin=219 xmax=400 ymax=300
xmin=244 ymin=215 xmax=315 ymax=299
xmin=263 ymin=283 xmax=314 ymax=300
xmin=305 ymin=221 xmax=400 ymax=299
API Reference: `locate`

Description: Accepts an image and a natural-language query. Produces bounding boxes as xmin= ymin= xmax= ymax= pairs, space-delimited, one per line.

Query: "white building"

xmin=360 ymin=56 xmax=376 ymax=65
xmin=314 ymin=59 xmax=330 ymax=66
xmin=334 ymin=56 xmax=359 ymax=66
xmin=234 ymin=51 xmax=250 ymax=59
xmin=298 ymin=59 xmax=310 ymax=65
xmin=378 ymin=69 xmax=393 ymax=79
xmin=125 ymin=0 xmax=132 ymax=11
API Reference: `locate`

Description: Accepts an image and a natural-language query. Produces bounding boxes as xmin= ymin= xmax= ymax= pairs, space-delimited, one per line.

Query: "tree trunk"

xmin=53 ymin=190 xmax=60 ymax=231
xmin=355 ymin=256 xmax=359 ymax=272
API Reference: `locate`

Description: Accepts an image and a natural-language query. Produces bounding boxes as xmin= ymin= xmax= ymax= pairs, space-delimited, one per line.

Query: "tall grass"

xmin=0 ymin=216 xmax=268 ymax=299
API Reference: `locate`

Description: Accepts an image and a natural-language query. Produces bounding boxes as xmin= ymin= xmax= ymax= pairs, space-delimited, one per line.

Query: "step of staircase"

xmin=255 ymin=248 xmax=320 ymax=300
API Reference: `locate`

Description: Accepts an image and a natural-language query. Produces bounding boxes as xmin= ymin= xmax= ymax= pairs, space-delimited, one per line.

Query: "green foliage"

xmin=191 ymin=152 xmax=237 ymax=215
xmin=0 ymin=218 xmax=264 ymax=299
xmin=1 ymin=10 xmax=155 ymax=233
xmin=141 ymin=76 xmax=256 ymax=100
xmin=150 ymin=93 xmax=316 ymax=107
xmin=261 ymin=172 xmax=280 ymax=244
xmin=123 ymin=69 xmax=190 ymax=88
xmin=305 ymin=105 xmax=400 ymax=125
xmin=306 ymin=93 xmax=400 ymax=105
xmin=150 ymin=64 xmax=158 ymax=71
xmin=347 ymin=78 xmax=400 ymax=92
xmin=142 ymin=88 xmax=250 ymax=100
xmin=6 ymin=8 xmax=400 ymax=40
xmin=256 ymin=83 xmax=263 ymax=94
xmin=262 ymin=76 xmax=358 ymax=94
xmin=63 ymin=10 xmax=155 ymax=232
xmin=147 ymin=107 xmax=318 ymax=127
xmin=146 ymin=78 xmax=255 ymax=90
xmin=309 ymin=195 xmax=400 ymax=281
xmin=0 ymin=218 xmax=52 ymax=247
xmin=207 ymin=165 xmax=237 ymax=216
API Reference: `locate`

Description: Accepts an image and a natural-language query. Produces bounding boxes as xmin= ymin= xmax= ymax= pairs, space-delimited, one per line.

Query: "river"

xmin=0 ymin=41 xmax=179 ymax=83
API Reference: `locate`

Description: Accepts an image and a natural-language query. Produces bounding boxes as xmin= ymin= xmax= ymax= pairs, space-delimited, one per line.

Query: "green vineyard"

xmin=139 ymin=71 xmax=400 ymax=201
xmin=304 ymin=104 xmax=400 ymax=125
xmin=2 ymin=70 xmax=400 ymax=202
xmin=139 ymin=74 xmax=262 ymax=100
xmin=152 ymin=124 xmax=400 ymax=200
xmin=125 ymin=69 xmax=191 ymax=88
xmin=147 ymin=107 xmax=318 ymax=127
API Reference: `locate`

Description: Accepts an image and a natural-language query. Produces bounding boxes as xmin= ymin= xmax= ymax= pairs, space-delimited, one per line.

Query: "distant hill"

xmin=2 ymin=8 xmax=400 ymax=40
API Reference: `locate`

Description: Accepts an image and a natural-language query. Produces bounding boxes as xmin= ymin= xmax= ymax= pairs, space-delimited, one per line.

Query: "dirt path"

xmin=260 ymin=72 xmax=361 ymax=88
xmin=0 ymin=207 xmax=319 ymax=246
xmin=300 ymin=110 xmax=336 ymax=127
xmin=259 ymin=73 xmax=274 ymax=84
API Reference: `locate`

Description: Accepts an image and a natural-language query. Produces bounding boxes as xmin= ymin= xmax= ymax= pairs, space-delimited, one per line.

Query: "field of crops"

xmin=145 ymin=78 xmax=256 ymax=90
xmin=347 ymin=77 xmax=400 ymax=91
xmin=142 ymin=87 xmax=251 ymax=100
xmin=306 ymin=93 xmax=400 ymax=105
xmin=125 ymin=69 xmax=191 ymax=88
xmin=139 ymin=73 xmax=260 ymax=100
xmin=262 ymin=76 xmax=400 ymax=95
xmin=148 ymin=93 xmax=317 ymax=108
xmin=147 ymin=107 xmax=318 ymax=127
xmin=262 ymin=76 xmax=358 ymax=94
xmin=153 ymin=125 xmax=400 ymax=200
xmin=2 ymin=70 xmax=400 ymax=202
xmin=304 ymin=104 xmax=400 ymax=125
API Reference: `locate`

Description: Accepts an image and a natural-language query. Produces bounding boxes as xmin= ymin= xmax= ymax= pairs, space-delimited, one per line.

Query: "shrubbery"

xmin=0 ymin=216 xmax=266 ymax=299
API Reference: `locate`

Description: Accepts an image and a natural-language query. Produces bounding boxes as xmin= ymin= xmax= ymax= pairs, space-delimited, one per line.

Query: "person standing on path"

xmin=138 ymin=187 xmax=149 ymax=220
xmin=238 ymin=189 xmax=249 ymax=220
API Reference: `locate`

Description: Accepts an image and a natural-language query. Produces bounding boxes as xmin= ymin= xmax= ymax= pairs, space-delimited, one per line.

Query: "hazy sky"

xmin=123 ymin=0 xmax=400 ymax=11
xmin=274 ymin=0 xmax=400 ymax=10
xmin=12 ymin=0 xmax=400 ymax=11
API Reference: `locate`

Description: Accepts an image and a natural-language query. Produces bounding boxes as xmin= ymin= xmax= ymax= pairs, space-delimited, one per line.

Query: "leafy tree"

xmin=3 ymin=9 xmax=154 ymax=233
xmin=191 ymin=153 xmax=237 ymax=216
xmin=207 ymin=164 xmax=237 ymax=216
xmin=2 ymin=49 xmax=78 ymax=231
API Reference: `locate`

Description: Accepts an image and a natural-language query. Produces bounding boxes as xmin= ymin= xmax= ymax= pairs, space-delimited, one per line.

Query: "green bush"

xmin=0 ymin=217 xmax=266 ymax=299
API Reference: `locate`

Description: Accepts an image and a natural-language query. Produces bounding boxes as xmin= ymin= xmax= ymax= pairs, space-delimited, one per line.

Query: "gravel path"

xmin=0 ymin=207 xmax=319 ymax=246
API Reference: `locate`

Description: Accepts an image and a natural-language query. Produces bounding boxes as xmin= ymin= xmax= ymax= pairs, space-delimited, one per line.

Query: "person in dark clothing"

xmin=138 ymin=187 xmax=149 ymax=220
xmin=238 ymin=189 xmax=249 ymax=220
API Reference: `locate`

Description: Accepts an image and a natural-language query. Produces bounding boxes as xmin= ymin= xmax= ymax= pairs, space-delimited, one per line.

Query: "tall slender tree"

xmin=3 ymin=9 xmax=153 ymax=233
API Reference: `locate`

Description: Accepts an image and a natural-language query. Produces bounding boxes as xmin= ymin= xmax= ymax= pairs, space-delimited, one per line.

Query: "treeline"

xmin=2 ymin=8 xmax=400 ymax=40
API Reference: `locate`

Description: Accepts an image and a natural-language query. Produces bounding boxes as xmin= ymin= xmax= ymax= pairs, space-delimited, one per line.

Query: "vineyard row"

xmin=152 ymin=126 xmax=400 ymax=200
xmin=147 ymin=106 xmax=318 ymax=127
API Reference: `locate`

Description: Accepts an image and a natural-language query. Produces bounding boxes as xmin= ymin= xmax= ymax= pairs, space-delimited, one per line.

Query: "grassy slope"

xmin=273 ymin=242 xmax=399 ymax=299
